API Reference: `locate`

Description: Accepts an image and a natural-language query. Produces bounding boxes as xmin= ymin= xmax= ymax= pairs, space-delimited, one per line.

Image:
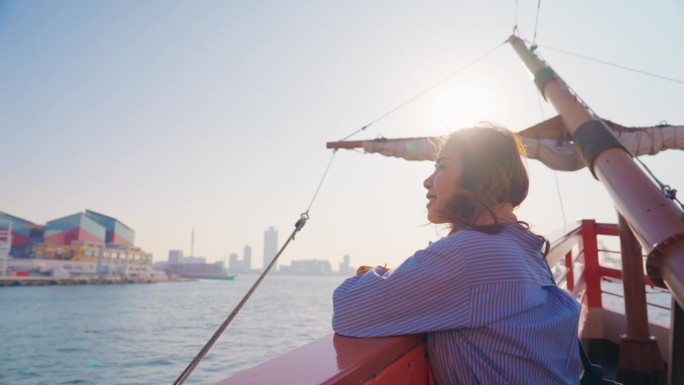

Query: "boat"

xmin=163 ymin=261 xmax=235 ymax=281
xmin=162 ymin=229 xmax=235 ymax=281
xmin=206 ymin=33 xmax=683 ymax=385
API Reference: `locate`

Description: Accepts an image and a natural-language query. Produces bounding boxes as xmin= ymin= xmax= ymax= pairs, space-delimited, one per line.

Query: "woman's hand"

xmin=356 ymin=264 xmax=389 ymax=275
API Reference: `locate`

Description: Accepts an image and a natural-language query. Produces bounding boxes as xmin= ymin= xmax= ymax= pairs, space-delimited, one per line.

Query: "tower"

xmin=263 ymin=227 xmax=278 ymax=270
xmin=229 ymin=252 xmax=239 ymax=271
xmin=243 ymin=244 xmax=252 ymax=271
xmin=339 ymin=254 xmax=351 ymax=275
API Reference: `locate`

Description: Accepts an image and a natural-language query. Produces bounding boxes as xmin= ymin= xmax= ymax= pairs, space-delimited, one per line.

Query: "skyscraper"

xmin=339 ymin=254 xmax=352 ymax=275
xmin=229 ymin=252 xmax=239 ymax=271
xmin=243 ymin=244 xmax=252 ymax=271
xmin=263 ymin=226 xmax=278 ymax=270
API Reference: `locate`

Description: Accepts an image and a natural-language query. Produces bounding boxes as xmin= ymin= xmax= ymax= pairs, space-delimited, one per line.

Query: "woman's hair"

xmin=440 ymin=123 xmax=529 ymax=232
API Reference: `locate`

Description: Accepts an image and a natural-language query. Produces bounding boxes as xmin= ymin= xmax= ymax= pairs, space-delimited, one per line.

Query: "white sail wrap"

xmin=361 ymin=137 xmax=440 ymax=162
xmin=359 ymin=124 xmax=684 ymax=171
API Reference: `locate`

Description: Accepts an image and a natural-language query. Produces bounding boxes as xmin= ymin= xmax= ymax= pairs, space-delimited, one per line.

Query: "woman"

xmin=332 ymin=124 xmax=581 ymax=384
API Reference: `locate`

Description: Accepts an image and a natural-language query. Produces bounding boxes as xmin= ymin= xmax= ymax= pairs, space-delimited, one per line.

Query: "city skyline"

xmin=222 ymin=227 xmax=354 ymax=274
xmin=1 ymin=2 xmax=682 ymax=269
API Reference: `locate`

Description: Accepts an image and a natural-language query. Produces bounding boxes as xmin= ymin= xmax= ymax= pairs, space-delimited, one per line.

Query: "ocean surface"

xmin=1 ymin=270 xmax=673 ymax=385
xmin=0 ymin=275 xmax=347 ymax=385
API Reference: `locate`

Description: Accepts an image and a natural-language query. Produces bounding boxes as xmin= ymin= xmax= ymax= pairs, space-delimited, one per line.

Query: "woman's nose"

xmin=423 ymin=173 xmax=433 ymax=189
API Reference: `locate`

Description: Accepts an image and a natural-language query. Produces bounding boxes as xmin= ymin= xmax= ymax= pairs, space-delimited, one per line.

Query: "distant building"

xmin=279 ymin=259 xmax=332 ymax=276
xmin=85 ymin=209 xmax=134 ymax=247
xmin=263 ymin=226 xmax=278 ymax=270
xmin=1 ymin=209 xmax=153 ymax=277
xmin=168 ymin=250 xmax=183 ymax=264
xmin=41 ymin=210 xmax=135 ymax=249
xmin=226 ymin=246 xmax=255 ymax=275
xmin=0 ymin=212 xmax=43 ymax=259
xmin=338 ymin=254 xmax=354 ymax=275
xmin=229 ymin=252 xmax=240 ymax=271
xmin=243 ymin=245 xmax=252 ymax=271
xmin=180 ymin=255 xmax=206 ymax=264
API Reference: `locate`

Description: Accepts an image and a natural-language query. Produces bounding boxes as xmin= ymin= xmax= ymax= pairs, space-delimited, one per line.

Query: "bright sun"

xmin=419 ymin=72 xmax=510 ymax=133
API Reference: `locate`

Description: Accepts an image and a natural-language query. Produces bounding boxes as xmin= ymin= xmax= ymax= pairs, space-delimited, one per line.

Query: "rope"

xmin=532 ymin=81 xmax=568 ymax=227
xmin=512 ymin=0 xmax=519 ymax=34
xmin=172 ymin=214 xmax=309 ymax=385
xmin=635 ymin=158 xmax=684 ymax=213
xmin=529 ymin=43 xmax=684 ymax=214
xmin=531 ymin=0 xmax=542 ymax=49
xmin=535 ymin=43 xmax=684 ymax=85
xmin=305 ymin=151 xmax=337 ymax=213
xmin=343 ymin=41 xmax=506 ymax=141
xmin=171 ymin=36 xmax=539 ymax=385
xmin=172 ymin=142 xmax=340 ymax=384
xmin=172 ymin=111 xmax=347 ymax=384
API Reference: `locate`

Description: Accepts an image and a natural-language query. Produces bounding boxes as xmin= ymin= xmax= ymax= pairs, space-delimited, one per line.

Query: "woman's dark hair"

xmin=440 ymin=123 xmax=529 ymax=233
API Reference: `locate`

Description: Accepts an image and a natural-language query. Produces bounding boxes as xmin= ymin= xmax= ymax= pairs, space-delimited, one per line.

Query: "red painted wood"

xmin=565 ymin=251 xmax=574 ymax=291
xmin=546 ymin=223 xmax=582 ymax=268
xmin=581 ymin=220 xmax=603 ymax=308
xmin=326 ymin=140 xmax=364 ymax=149
xmin=364 ymin=343 xmax=429 ymax=385
xmin=214 ymin=333 xmax=426 ymax=385
xmin=595 ymin=223 xmax=619 ymax=236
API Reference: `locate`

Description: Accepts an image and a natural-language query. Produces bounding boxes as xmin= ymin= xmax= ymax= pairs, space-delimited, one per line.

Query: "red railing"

xmin=547 ymin=219 xmax=671 ymax=321
xmin=214 ymin=333 xmax=430 ymax=385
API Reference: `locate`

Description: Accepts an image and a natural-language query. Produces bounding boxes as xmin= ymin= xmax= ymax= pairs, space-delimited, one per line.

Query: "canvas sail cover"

xmin=350 ymin=117 xmax=684 ymax=171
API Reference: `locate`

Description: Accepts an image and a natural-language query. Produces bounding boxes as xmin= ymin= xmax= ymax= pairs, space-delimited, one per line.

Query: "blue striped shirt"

xmin=332 ymin=223 xmax=580 ymax=385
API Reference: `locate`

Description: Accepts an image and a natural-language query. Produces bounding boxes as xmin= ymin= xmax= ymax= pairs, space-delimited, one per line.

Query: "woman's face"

xmin=423 ymin=143 xmax=462 ymax=224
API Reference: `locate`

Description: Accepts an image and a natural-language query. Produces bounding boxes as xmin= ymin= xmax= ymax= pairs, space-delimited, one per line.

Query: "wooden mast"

xmin=508 ymin=35 xmax=684 ymax=302
xmin=508 ymin=34 xmax=679 ymax=384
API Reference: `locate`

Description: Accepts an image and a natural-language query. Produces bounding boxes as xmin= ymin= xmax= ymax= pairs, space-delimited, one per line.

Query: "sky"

xmin=1 ymin=1 xmax=682 ymax=270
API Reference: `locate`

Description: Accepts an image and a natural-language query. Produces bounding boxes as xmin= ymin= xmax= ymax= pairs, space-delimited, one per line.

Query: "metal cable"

xmin=172 ymin=37 xmax=516 ymax=385
xmin=172 ymin=214 xmax=309 ymax=385
xmin=532 ymin=0 xmax=542 ymax=47
xmin=512 ymin=0 xmax=519 ymax=34
xmin=634 ymin=159 xmax=684 ymax=213
xmin=342 ymin=41 xmax=506 ymax=141
xmin=535 ymin=43 xmax=684 ymax=85
xmin=531 ymin=74 xmax=568 ymax=226
xmin=530 ymin=43 xmax=684 ymax=213
xmin=305 ymin=151 xmax=337 ymax=213
xmin=173 ymin=111 xmax=341 ymax=385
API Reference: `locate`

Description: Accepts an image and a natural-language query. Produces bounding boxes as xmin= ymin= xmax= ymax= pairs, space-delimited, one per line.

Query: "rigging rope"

xmin=346 ymin=41 xmax=506 ymax=140
xmin=635 ymin=159 xmax=684 ymax=213
xmin=534 ymin=43 xmax=684 ymax=85
xmin=531 ymin=0 xmax=542 ymax=48
xmin=512 ymin=0 xmax=519 ymax=34
xmin=172 ymin=213 xmax=309 ymax=385
xmin=513 ymin=3 xmax=681 ymax=215
xmin=173 ymin=143 xmax=337 ymax=385
xmin=172 ymin=37 xmax=515 ymax=385
xmin=533 ymin=90 xmax=569 ymax=225
xmin=529 ymin=45 xmax=684 ymax=214
xmin=305 ymin=151 xmax=337 ymax=214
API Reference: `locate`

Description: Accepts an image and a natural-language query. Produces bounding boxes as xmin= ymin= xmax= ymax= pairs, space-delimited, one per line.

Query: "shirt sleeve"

xmin=332 ymin=237 xmax=473 ymax=337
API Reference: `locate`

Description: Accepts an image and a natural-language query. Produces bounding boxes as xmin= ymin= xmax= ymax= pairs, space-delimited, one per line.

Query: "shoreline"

xmin=0 ymin=276 xmax=193 ymax=287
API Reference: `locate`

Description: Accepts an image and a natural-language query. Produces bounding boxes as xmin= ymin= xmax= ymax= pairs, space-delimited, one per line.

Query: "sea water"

xmin=0 ymin=275 xmax=346 ymax=385
xmin=1 ymin=272 xmax=673 ymax=385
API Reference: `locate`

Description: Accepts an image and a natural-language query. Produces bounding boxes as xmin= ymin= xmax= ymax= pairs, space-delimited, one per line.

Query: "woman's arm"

xmin=332 ymin=238 xmax=472 ymax=337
